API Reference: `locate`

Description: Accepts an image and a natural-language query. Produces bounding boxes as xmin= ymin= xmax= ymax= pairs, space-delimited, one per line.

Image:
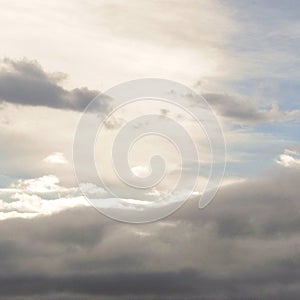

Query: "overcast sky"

xmin=0 ymin=0 xmax=299 ymax=299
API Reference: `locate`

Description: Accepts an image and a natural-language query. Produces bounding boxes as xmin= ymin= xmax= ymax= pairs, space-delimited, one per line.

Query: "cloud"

xmin=0 ymin=175 xmax=86 ymax=220
xmin=11 ymin=175 xmax=69 ymax=193
xmin=202 ymin=93 xmax=300 ymax=124
xmin=0 ymin=58 xmax=106 ymax=111
xmin=0 ymin=194 xmax=87 ymax=220
xmin=131 ymin=165 xmax=151 ymax=177
xmin=276 ymin=149 xmax=300 ymax=168
xmin=0 ymin=170 xmax=299 ymax=298
xmin=43 ymin=152 xmax=68 ymax=164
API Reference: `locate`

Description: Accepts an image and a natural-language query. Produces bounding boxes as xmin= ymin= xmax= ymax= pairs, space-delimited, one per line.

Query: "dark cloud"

xmin=203 ymin=93 xmax=266 ymax=122
xmin=0 ymin=169 xmax=300 ymax=298
xmin=0 ymin=270 xmax=216 ymax=297
xmin=0 ymin=58 xmax=106 ymax=111
xmin=201 ymin=93 xmax=300 ymax=124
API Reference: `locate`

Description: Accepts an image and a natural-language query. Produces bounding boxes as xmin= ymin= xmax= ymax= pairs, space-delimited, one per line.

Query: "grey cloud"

xmin=0 ymin=169 xmax=300 ymax=298
xmin=178 ymin=169 xmax=300 ymax=238
xmin=202 ymin=93 xmax=300 ymax=124
xmin=0 ymin=271 xmax=216 ymax=297
xmin=0 ymin=58 xmax=106 ymax=111
xmin=203 ymin=93 xmax=266 ymax=122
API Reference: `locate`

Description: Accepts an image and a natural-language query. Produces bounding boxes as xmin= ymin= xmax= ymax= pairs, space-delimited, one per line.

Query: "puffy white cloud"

xmin=276 ymin=149 xmax=300 ymax=168
xmin=11 ymin=175 xmax=68 ymax=193
xmin=0 ymin=175 xmax=87 ymax=220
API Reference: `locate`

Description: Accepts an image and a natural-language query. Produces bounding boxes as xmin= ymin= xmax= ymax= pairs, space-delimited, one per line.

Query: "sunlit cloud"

xmin=276 ymin=149 xmax=300 ymax=168
xmin=43 ymin=152 xmax=68 ymax=165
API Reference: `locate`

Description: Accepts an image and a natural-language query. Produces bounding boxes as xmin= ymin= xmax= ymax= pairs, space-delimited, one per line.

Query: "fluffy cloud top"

xmin=276 ymin=149 xmax=300 ymax=168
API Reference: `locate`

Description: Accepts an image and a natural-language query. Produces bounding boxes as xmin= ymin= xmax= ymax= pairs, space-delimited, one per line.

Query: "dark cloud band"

xmin=0 ymin=58 xmax=106 ymax=112
xmin=0 ymin=169 xmax=299 ymax=299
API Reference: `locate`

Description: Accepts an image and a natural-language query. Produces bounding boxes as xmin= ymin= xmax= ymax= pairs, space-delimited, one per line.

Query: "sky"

xmin=0 ymin=0 xmax=299 ymax=298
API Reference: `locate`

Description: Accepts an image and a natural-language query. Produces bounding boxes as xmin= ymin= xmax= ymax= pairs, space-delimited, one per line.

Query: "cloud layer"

xmin=0 ymin=169 xmax=299 ymax=299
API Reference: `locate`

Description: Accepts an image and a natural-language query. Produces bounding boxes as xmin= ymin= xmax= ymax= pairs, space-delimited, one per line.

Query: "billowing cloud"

xmin=0 ymin=170 xmax=299 ymax=298
xmin=0 ymin=175 xmax=86 ymax=220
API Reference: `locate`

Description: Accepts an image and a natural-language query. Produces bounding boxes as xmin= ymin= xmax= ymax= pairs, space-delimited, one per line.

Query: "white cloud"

xmin=131 ymin=165 xmax=151 ymax=177
xmin=43 ymin=152 xmax=68 ymax=164
xmin=276 ymin=149 xmax=300 ymax=168
xmin=283 ymin=148 xmax=299 ymax=156
xmin=221 ymin=177 xmax=246 ymax=187
xmin=11 ymin=175 xmax=68 ymax=193
xmin=0 ymin=175 xmax=88 ymax=220
xmin=0 ymin=194 xmax=88 ymax=220
xmin=79 ymin=182 xmax=107 ymax=198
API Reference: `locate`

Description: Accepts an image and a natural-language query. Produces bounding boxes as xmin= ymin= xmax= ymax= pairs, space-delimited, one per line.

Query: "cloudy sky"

xmin=0 ymin=0 xmax=300 ymax=298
